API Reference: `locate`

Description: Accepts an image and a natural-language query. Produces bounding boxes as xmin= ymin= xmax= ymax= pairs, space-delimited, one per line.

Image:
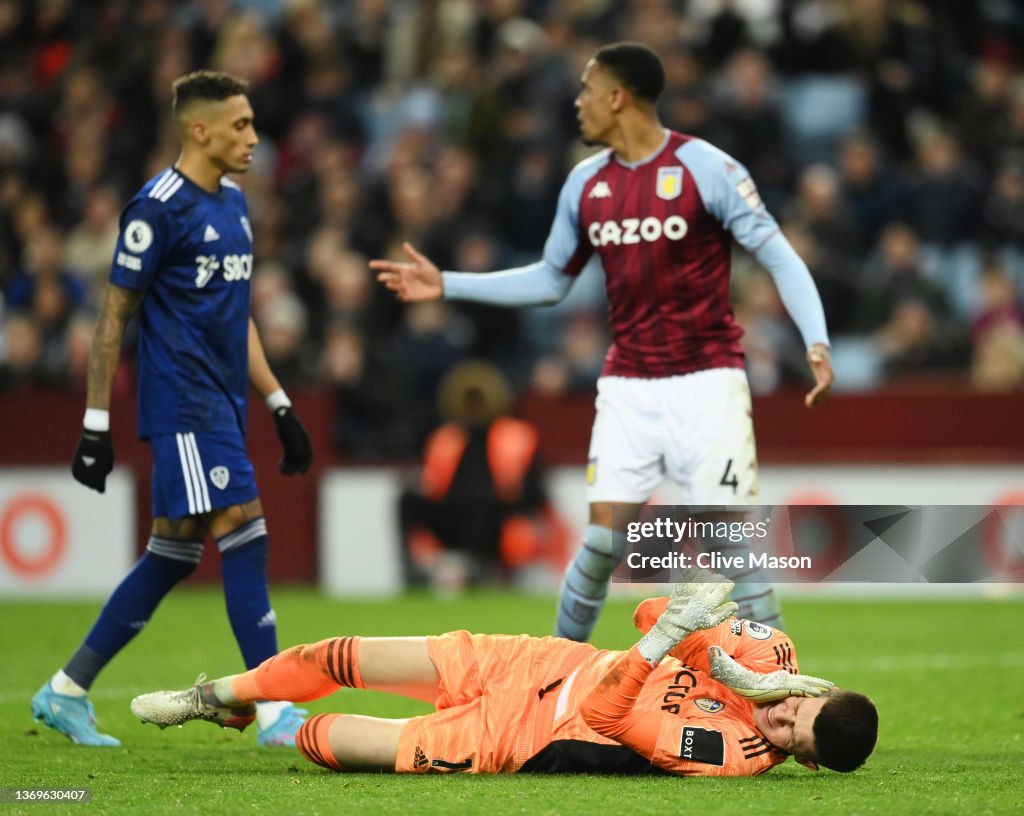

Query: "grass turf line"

xmin=1 ymin=590 xmax=1022 ymax=815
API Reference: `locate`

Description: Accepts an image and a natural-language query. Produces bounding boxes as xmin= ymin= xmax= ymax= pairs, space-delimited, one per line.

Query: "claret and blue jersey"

xmin=542 ymin=130 xmax=822 ymax=378
xmin=109 ymin=167 xmax=254 ymax=439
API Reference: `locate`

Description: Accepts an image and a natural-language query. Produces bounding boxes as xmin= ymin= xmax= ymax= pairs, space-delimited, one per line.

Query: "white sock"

xmin=50 ymin=670 xmax=87 ymax=697
xmin=210 ymin=676 xmax=241 ymax=705
xmin=256 ymin=700 xmax=290 ymax=729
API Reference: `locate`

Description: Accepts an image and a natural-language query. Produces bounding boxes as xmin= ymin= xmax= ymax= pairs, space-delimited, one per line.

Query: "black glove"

xmin=273 ymin=406 xmax=312 ymax=475
xmin=71 ymin=429 xmax=114 ymax=493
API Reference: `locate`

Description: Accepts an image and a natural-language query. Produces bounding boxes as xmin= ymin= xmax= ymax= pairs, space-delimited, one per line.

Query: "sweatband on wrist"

xmin=265 ymin=389 xmax=291 ymax=411
xmin=83 ymin=408 xmax=110 ymax=432
xmin=637 ymin=626 xmax=678 ymax=666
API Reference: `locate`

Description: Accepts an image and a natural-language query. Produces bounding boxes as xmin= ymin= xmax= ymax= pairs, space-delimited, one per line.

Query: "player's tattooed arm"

xmin=86 ymin=283 xmax=143 ymax=410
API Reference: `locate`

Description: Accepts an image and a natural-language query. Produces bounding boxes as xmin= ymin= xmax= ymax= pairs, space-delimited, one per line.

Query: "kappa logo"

xmin=589 ymin=180 xmax=612 ymax=198
xmin=209 ymin=466 xmax=230 ymax=489
xmin=203 ymin=224 xmax=220 ymax=242
xmin=414 ymin=747 xmax=429 ymax=769
xmin=694 ymin=698 xmax=725 ymax=714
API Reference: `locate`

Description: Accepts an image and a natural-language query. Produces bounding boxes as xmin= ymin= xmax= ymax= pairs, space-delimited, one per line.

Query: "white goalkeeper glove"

xmin=637 ymin=569 xmax=738 ymax=665
xmin=707 ymin=646 xmax=834 ymax=701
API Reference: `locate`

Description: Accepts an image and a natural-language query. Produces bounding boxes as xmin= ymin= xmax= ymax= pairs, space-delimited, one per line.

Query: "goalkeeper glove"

xmin=273 ymin=406 xmax=313 ymax=475
xmin=71 ymin=429 xmax=114 ymax=493
xmin=637 ymin=569 xmax=738 ymax=665
xmin=708 ymin=646 xmax=834 ymax=701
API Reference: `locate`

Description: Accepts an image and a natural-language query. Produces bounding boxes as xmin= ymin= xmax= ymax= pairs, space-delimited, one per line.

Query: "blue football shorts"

xmin=149 ymin=429 xmax=258 ymax=519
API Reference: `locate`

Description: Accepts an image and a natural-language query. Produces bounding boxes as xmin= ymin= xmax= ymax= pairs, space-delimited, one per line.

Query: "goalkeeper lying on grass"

xmin=131 ymin=570 xmax=877 ymax=776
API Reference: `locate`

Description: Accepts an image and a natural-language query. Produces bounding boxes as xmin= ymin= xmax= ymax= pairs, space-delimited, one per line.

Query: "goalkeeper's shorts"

xmin=395 ymin=631 xmax=596 ymax=774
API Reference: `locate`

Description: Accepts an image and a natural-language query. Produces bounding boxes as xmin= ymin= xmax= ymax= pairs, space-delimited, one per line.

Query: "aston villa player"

xmin=372 ymin=43 xmax=834 ymax=643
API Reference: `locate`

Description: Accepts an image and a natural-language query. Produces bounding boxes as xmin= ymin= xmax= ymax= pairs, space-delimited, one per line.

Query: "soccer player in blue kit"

xmin=31 ymin=71 xmax=313 ymax=747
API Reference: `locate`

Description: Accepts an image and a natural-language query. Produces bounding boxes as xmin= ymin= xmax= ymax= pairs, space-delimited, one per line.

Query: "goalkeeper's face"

xmin=754 ymin=695 xmax=828 ymax=770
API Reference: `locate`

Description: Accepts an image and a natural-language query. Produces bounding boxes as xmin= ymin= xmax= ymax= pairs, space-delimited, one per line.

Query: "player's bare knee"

xmin=152 ymin=516 xmax=206 ymax=540
xmin=206 ymin=499 xmax=264 ymax=539
xmin=590 ymin=502 xmax=642 ymax=531
xmin=589 ymin=503 xmax=615 ymax=528
xmin=239 ymin=497 xmax=263 ymax=518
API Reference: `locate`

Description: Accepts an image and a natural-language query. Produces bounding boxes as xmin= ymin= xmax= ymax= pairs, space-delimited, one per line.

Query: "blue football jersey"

xmin=109 ymin=167 xmax=254 ymax=438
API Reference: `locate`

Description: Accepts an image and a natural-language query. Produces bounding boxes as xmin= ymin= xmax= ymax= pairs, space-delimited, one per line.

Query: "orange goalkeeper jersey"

xmin=520 ymin=598 xmax=799 ymax=776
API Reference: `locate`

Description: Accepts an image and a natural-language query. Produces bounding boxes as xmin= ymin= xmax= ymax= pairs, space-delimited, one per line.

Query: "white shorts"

xmin=585 ymin=369 xmax=759 ymax=505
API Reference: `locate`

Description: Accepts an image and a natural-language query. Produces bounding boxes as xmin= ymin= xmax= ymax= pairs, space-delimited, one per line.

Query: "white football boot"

xmin=131 ymin=674 xmax=256 ymax=732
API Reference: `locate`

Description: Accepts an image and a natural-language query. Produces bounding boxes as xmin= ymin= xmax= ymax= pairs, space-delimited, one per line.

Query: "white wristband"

xmin=83 ymin=408 xmax=110 ymax=432
xmin=265 ymin=389 xmax=291 ymax=412
xmin=636 ymin=627 xmax=678 ymax=667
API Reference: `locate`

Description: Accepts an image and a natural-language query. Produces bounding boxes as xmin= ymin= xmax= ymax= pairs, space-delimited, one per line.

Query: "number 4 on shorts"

xmin=719 ymin=459 xmax=738 ymax=493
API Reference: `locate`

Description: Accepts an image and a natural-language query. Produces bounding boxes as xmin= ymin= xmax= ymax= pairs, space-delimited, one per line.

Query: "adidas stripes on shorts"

xmin=149 ymin=429 xmax=258 ymax=519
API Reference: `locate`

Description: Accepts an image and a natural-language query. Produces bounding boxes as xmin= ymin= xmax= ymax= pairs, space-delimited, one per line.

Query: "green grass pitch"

xmin=1 ymin=589 xmax=1022 ymax=815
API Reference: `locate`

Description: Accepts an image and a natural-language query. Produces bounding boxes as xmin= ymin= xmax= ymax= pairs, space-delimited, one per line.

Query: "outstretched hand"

xmin=804 ymin=343 xmax=833 ymax=408
xmin=637 ymin=569 xmax=737 ymax=665
xmin=661 ymin=568 xmax=738 ymax=635
xmin=370 ymin=242 xmax=444 ymax=302
xmin=708 ymin=646 xmax=834 ymax=701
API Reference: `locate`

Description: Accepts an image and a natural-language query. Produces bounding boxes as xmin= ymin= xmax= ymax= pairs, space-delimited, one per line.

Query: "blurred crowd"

xmin=3 ymin=0 xmax=1024 ymax=458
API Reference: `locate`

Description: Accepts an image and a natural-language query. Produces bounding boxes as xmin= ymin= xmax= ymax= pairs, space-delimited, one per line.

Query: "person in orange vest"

xmin=400 ymin=361 xmax=569 ymax=591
